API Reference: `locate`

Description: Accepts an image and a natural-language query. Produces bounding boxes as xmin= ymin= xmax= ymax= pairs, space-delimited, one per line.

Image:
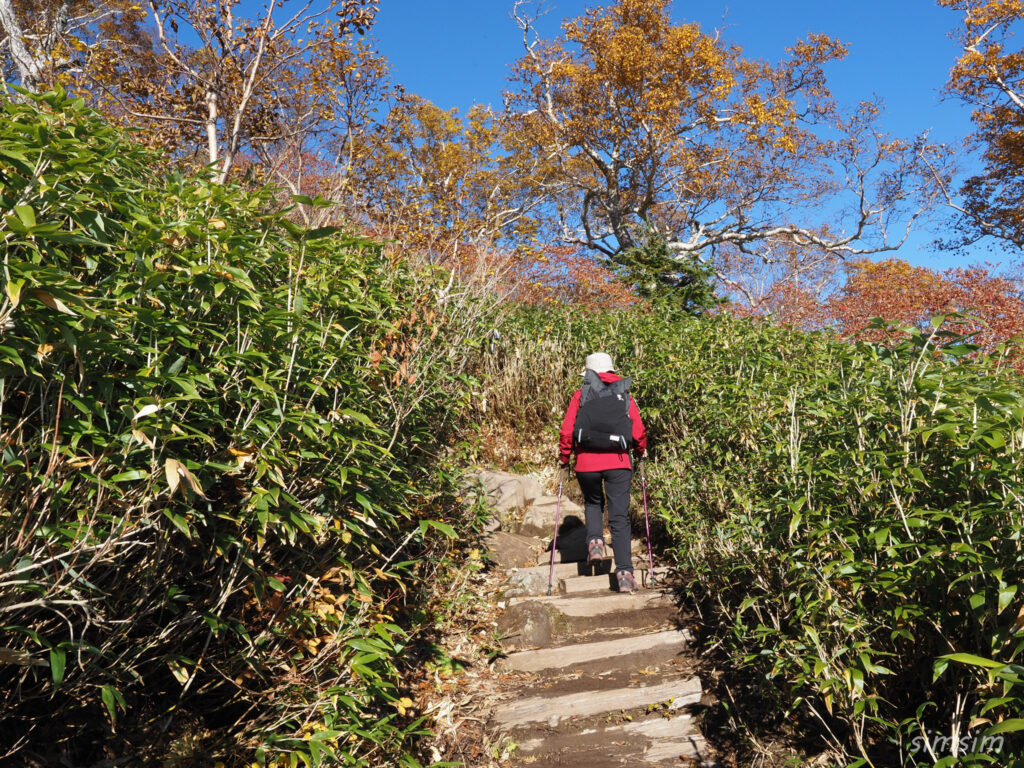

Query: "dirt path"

xmin=472 ymin=470 xmax=718 ymax=768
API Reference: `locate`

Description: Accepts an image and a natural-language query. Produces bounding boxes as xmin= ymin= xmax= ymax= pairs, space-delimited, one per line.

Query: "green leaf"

xmin=100 ymin=684 xmax=122 ymax=724
xmin=999 ymin=585 xmax=1017 ymax=614
xmin=14 ymin=204 xmax=36 ymax=228
xmin=941 ymin=652 xmax=1004 ymax=669
xmin=984 ymin=718 xmax=1024 ymax=735
xmin=4 ymin=278 xmax=25 ymax=306
xmin=306 ymin=226 xmax=340 ymax=241
xmin=110 ymin=469 xmax=149 ymax=482
xmin=49 ymin=648 xmax=66 ymax=685
xmin=423 ymin=520 xmax=456 ymax=538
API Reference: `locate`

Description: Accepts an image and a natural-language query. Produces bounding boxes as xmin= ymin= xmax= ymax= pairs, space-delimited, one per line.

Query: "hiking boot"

xmin=587 ymin=537 xmax=606 ymax=562
xmin=616 ymin=570 xmax=637 ymax=593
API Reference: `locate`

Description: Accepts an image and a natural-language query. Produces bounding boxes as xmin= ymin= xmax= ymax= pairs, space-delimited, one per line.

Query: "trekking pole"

xmin=640 ymin=462 xmax=655 ymax=589
xmin=547 ymin=465 xmax=565 ymax=596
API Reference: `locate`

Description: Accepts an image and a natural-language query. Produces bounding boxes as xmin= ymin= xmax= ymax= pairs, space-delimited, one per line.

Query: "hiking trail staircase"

xmin=470 ymin=469 xmax=717 ymax=768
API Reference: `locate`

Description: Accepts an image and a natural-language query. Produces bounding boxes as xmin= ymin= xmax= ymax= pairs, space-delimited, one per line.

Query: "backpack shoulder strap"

xmin=608 ymin=377 xmax=632 ymax=397
xmin=579 ymin=369 xmax=607 ymax=405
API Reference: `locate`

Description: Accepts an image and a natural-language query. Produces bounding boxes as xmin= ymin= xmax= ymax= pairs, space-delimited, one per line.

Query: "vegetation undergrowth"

xmin=476 ymin=303 xmax=1024 ymax=767
xmin=0 ymin=90 xmax=486 ymax=766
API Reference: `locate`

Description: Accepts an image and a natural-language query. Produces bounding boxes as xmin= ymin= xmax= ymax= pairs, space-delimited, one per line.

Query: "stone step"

xmin=536 ymin=539 xmax=650 ymax=566
xmin=499 ymin=628 xmax=692 ymax=673
xmin=517 ymin=714 xmax=709 ymax=765
xmin=506 ymin=589 xmax=671 ymax=617
xmin=492 ymin=675 xmax=702 ymax=728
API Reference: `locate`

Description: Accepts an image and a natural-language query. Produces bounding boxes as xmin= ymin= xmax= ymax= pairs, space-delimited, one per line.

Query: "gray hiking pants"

xmin=576 ymin=468 xmax=633 ymax=573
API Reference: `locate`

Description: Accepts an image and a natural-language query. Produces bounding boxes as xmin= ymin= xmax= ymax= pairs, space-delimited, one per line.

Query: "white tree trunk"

xmin=0 ymin=0 xmax=43 ymax=90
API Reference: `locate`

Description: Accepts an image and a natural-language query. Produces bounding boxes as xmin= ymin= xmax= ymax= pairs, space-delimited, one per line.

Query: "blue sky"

xmin=370 ymin=1 xmax=1014 ymax=270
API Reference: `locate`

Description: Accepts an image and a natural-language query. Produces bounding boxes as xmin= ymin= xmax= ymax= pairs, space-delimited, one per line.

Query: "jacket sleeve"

xmin=558 ymin=390 xmax=582 ymax=463
xmin=630 ymin=397 xmax=647 ymax=455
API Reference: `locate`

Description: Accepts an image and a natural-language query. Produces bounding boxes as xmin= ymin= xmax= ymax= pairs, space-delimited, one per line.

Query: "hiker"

xmin=558 ymin=352 xmax=647 ymax=593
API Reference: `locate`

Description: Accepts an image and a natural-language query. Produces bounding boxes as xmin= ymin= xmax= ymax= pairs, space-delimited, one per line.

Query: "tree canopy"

xmin=505 ymin=0 xmax=945 ymax=274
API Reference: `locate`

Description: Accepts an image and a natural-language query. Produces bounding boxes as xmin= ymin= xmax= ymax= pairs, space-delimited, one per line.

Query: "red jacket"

xmin=559 ymin=372 xmax=647 ymax=472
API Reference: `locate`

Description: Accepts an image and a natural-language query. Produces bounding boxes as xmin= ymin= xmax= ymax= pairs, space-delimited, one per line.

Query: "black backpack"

xmin=573 ymin=370 xmax=634 ymax=452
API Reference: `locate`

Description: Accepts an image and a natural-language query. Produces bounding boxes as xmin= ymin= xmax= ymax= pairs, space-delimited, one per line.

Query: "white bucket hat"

xmin=583 ymin=352 xmax=615 ymax=374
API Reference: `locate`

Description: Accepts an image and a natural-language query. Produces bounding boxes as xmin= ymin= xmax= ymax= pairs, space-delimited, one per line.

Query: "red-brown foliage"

xmin=825 ymin=259 xmax=1024 ymax=355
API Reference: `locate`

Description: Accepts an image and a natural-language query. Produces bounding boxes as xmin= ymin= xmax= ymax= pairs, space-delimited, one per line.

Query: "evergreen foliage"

xmin=609 ymin=233 xmax=723 ymax=314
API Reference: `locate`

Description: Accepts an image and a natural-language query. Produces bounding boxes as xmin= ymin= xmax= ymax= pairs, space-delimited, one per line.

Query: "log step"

xmin=506 ymin=590 xmax=671 ymax=616
xmin=499 ymin=628 xmax=692 ymax=673
xmin=517 ymin=714 xmax=710 ymax=765
xmin=492 ymin=675 xmax=702 ymax=728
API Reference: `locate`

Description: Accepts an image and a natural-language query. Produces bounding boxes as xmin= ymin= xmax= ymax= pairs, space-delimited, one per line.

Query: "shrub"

xmin=480 ymin=303 xmax=1024 ymax=766
xmin=0 ymin=90 xmax=475 ymax=766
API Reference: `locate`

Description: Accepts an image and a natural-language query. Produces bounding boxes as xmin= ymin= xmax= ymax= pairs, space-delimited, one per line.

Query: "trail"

xmin=469 ymin=469 xmax=718 ymax=768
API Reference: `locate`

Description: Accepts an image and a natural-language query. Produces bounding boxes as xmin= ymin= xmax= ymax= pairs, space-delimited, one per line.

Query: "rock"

xmin=504 ymin=569 xmax=550 ymax=597
xmin=492 ymin=675 xmax=703 ymax=727
xmin=516 ymin=495 xmax=584 ymax=537
xmin=484 ymin=531 xmax=541 ymax=569
xmin=476 ymin=470 xmax=539 ymax=512
xmin=495 ymin=600 xmax=561 ymax=649
xmin=464 ymin=471 xmax=549 ymax=534
xmin=517 ymin=475 xmax=545 ymax=507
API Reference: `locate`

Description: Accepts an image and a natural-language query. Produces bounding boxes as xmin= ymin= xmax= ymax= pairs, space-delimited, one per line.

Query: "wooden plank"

xmin=507 ymin=590 xmax=672 ymax=616
xmin=513 ymin=560 xmax=613 ymax=581
xmin=517 ymin=714 xmax=706 ymax=760
xmin=492 ymin=676 xmax=702 ymax=728
xmin=500 ymin=628 xmax=692 ymax=673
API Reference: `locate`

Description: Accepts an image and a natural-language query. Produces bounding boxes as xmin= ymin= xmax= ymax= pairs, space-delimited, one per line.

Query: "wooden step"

xmin=517 ymin=714 xmax=709 ymax=765
xmin=558 ymin=565 xmax=670 ymax=594
xmin=499 ymin=628 xmax=692 ymax=673
xmin=536 ymin=540 xmax=648 ymax=566
xmin=515 ymin=559 xmax=614 ymax=581
xmin=506 ymin=589 xmax=671 ymax=616
xmin=492 ymin=675 xmax=702 ymax=728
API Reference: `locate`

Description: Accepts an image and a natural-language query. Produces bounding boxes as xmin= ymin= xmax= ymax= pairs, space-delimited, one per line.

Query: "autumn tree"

xmin=353 ymin=94 xmax=551 ymax=271
xmin=78 ymin=0 xmax=380 ymax=182
xmin=938 ymin=0 xmax=1024 ymax=247
xmin=0 ymin=0 xmax=137 ymax=92
xmin=825 ymin=258 xmax=1024 ymax=353
xmin=512 ymin=245 xmax=638 ymax=309
xmin=507 ymin=0 xmax=945 ymax=280
xmin=248 ymin=33 xmax=391 ymax=225
xmin=719 ymin=238 xmax=842 ymax=324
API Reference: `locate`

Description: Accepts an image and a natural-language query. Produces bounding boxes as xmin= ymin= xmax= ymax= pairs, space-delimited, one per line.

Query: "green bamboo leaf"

xmin=984 ymin=718 xmax=1024 ymax=735
xmin=49 ymin=648 xmax=66 ymax=685
xmin=14 ymin=204 xmax=35 ymax=228
xmin=941 ymin=653 xmax=1004 ymax=669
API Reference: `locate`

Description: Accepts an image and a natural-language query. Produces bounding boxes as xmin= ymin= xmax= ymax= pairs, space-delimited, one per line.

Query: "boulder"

xmin=516 ymin=495 xmax=585 ymax=537
xmin=467 ymin=469 xmax=546 ymax=516
xmin=484 ymin=531 xmax=541 ymax=570
xmin=495 ymin=600 xmax=562 ymax=649
xmin=504 ymin=569 xmax=550 ymax=597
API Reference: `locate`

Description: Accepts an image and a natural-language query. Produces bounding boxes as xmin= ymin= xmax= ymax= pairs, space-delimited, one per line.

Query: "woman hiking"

xmin=558 ymin=352 xmax=647 ymax=593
